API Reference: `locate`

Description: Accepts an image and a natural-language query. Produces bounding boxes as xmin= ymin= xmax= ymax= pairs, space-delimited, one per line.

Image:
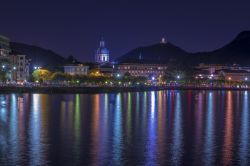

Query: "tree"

xmin=89 ymin=69 xmax=102 ymax=77
xmin=50 ymin=72 xmax=70 ymax=82
xmin=32 ymin=69 xmax=52 ymax=82
xmin=0 ymin=71 xmax=7 ymax=82
xmin=164 ymin=60 xmax=195 ymax=83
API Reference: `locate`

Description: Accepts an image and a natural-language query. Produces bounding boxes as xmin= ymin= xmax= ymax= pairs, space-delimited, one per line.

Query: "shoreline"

xmin=0 ymin=86 xmax=249 ymax=94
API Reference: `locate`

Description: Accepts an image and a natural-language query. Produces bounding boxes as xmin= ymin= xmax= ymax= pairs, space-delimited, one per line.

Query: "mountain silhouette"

xmin=190 ymin=30 xmax=250 ymax=65
xmin=117 ymin=42 xmax=188 ymax=64
xmin=117 ymin=31 xmax=250 ymax=66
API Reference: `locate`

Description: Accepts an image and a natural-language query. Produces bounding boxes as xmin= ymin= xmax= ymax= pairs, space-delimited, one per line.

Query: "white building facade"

xmin=0 ymin=35 xmax=11 ymax=57
xmin=0 ymin=35 xmax=31 ymax=82
xmin=64 ymin=64 xmax=89 ymax=75
xmin=117 ymin=63 xmax=167 ymax=77
xmin=10 ymin=54 xmax=30 ymax=82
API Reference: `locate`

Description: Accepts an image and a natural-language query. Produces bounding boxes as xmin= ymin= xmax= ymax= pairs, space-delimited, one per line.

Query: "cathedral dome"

xmin=95 ymin=38 xmax=110 ymax=63
xmin=96 ymin=47 xmax=109 ymax=55
xmin=96 ymin=39 xmax=109 ymax=54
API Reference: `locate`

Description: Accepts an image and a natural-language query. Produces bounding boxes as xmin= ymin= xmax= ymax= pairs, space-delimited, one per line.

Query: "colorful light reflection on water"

xmin=0 ymin=91 xmax=250 ymax=165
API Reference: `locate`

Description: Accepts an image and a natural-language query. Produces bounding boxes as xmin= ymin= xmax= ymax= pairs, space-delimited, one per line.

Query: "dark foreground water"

xmin=0 ymin=90 xmax=250 ymax=165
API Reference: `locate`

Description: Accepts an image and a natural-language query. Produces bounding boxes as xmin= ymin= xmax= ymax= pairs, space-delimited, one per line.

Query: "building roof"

xmin=0 ymin=35 xmax=10 ymax=42
xmin=215 ymin=69 xmax=250 ymax=74
xmin=193 ymin=69 xmax=210 ymax=75
xmin=118 ymin=61 xmax=168 ymax=66
xmin=64 ymin=63 xmax=89 ymax=67
xmin=118 ymin=59 xmax=168 ymax=65
xmin=96 ymin=47 xmax=109 ymax=54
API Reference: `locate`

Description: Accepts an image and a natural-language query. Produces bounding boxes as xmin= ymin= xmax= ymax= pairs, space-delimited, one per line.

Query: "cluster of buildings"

xmin=195 ymin=64 xmax=250 ymax=82
xmin=1 ymin=33 xmax=250 ymax=84
xmin=64 ymin=38 xmax=250 ymax=83
xmin=0 ymin=35 xmax=30 ymax=83
xmin=64 ymin=38 xmax=168 ymax=79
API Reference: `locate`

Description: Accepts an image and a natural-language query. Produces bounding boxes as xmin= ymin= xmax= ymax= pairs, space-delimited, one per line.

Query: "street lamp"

xmin=245 ymin=77 xmax=248 ymax=81
xmin=34 ymin=66 xmax=41 ymax=70
xmin=177 ymin=75 xmax=180 ymax=79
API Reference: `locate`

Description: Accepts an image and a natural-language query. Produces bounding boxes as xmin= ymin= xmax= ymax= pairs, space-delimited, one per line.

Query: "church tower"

xmin=95 ymin=38 xmax=110 ymax=64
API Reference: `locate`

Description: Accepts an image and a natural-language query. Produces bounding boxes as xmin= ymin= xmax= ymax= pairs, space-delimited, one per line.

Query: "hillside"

xmin=189 ymin=31 xmax=250 ymax=65
xmin=10 ymin=42 xmax=68 ymax=67
xmin=117 ymin=31 xmax=250 ymax=66
xmin=117 ymin=42 xmax=189 ymax=64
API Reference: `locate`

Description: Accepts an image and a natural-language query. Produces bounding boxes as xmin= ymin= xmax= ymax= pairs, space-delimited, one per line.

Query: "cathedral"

xmin=95 ymin=38 xmax=109 ymax=64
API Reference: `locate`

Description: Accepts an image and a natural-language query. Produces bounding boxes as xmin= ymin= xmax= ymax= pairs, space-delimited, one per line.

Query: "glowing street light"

xmin=245 ymin=77 xmax=248 ymax=81
xmin=2 ymin=65 xmax=5 ymax=69
xmin=177 ymin=75 xmax=180 ymax=79
xmin=151 ymin=76 xmax=155 ymax=81
xmin=116 ymin=73 xmax=121 ymax=78
xmin=34 ymin=66 xmax=41 ymax=70
xmin=13 ymin=66 xmax=16 ymax=70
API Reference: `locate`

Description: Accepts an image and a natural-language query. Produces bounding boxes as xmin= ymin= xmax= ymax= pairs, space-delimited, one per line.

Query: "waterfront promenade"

xmin=0 ymin=84 xmax=249 ymax=93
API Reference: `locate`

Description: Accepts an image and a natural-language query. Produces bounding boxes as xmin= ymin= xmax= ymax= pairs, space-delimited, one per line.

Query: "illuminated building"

xmin=95 ymin=38 xmax=109 ymax=64
xmin=195 ymin=63 xmax=228 ymax=74
xmin=10 ymin=54 xmax=31 ymax=82
xmin=93 ymin=38 xmax=115 ymax=75
xmin=0 ymin=35 xmax=30 ymax=82
xmin=64 ymin=64 xmax=89 ymax=75
xmin=117 ymin=63 xmax=167 ymax=77
xmin=216 ymin=69 xmax=250 ymax=82
xmin=0 ymin=35 xmax=11 ymax=57
xmin=194 ymin=63 xmax=250 ymax=81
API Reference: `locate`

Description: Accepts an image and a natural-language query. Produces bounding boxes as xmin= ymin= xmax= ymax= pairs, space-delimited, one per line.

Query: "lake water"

xmin=0 ymin=90 xmax=250 ymax=165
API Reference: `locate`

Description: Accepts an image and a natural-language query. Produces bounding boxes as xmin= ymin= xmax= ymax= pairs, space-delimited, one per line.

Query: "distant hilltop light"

xmin=160 ymin=37 xmax=167 ymax=44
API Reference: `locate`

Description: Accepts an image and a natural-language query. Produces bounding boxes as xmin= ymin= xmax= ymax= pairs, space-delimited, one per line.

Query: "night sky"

xmin=1 ymin=0 xmax=250 ymax=62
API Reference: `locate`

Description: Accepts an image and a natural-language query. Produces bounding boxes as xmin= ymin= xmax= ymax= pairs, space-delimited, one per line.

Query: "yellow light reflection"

xmin=223 ymin=91 xmax=233 ymax=165
xmin=91 ymin=94 xmax=100 ymax=165
xmin=74 ymin=94 xmax=80 ymax=139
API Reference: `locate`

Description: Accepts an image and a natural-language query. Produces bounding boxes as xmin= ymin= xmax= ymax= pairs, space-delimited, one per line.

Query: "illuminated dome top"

xmin=96 ymin=39 xmax=109 ymax=55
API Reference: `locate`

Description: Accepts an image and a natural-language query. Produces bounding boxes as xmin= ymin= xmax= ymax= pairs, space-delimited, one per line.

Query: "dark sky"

xmin=1 ymin=0 xmax=250 ymax=62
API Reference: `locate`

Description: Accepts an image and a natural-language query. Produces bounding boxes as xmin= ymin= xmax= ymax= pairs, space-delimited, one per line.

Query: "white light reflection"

xmin=171 ymin=92 xmax=183 ymax=165
xmin=112 ymin=93 xmax=122 ymax=165
xmin=239 ymin=91 xmax=249 ymax=165
xmin=29 ymin=94 xmax=43 ymax=165
xmin=146 ymin=91 xmax=157 ymax=165
xmin=0 ymin=95 xmax=7 ymax=122
xmin=203 ymin=92 xmax=215 ymax=165
xmin=150 ymin=91 xmax=156 ymax=119
xmin=9 ymin=94 xmax=19 ymax=165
